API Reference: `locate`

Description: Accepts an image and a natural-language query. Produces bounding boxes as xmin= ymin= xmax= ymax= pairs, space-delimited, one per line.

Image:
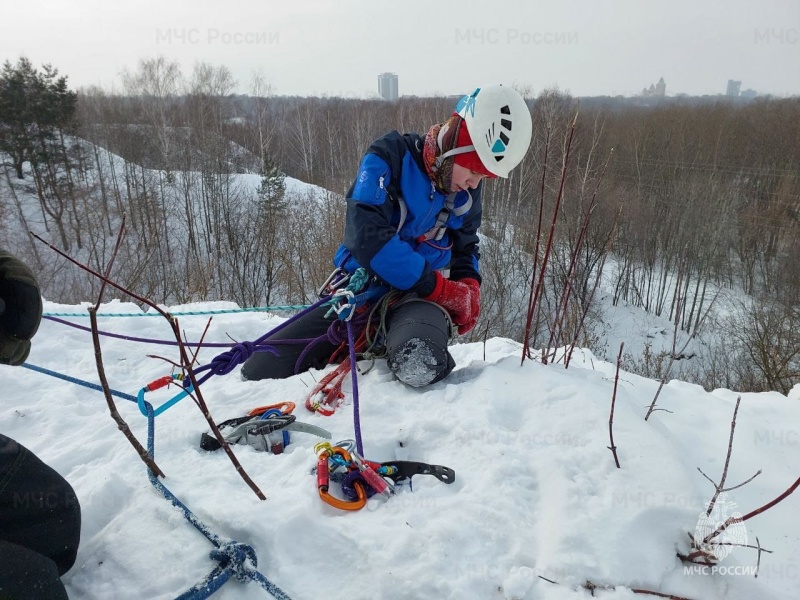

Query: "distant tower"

xmin=655 ymin=77 xmax=666 ymax=97
xmin=726 ymin=80 xmax=741 ymax=97
xmin=378 ymin=72 xmax=399 ymax=101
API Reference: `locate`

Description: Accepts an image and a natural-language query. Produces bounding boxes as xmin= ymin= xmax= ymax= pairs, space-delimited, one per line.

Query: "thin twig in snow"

xmin=608 ymin=342 xmax=624 ymax=468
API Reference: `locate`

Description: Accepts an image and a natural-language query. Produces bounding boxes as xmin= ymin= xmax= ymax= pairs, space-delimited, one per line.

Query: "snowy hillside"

xmin=2 ymin=299 xmax=798 ymax=599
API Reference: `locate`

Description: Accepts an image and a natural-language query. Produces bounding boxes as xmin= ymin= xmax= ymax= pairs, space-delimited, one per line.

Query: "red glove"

xmin=457 ymin=278 xmax=481 ymax=335
xmin=423 ymin=273 xmax=481 ymax=335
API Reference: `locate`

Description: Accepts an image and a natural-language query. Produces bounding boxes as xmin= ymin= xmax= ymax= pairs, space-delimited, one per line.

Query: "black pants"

xmin=0 ymin=435 xmax=81 ymax=600
xmin=241 ymin=299 xmax=454 ymax=387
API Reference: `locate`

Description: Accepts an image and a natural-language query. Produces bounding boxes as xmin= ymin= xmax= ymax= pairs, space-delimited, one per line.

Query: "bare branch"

xmin=705 ymin=396 xmax=742 ymax=516
xmin=33 ymin=232 xmax=267 ymax=500
xmin=608 ymin=342 xmax=624 ymax=468
xmin=704 ymin=476 xmax=800 ymax=544
xmin=722 ymin=469 xmax=762 ymax=492
xmin=89 ymin=307 xmax=165 ymax=477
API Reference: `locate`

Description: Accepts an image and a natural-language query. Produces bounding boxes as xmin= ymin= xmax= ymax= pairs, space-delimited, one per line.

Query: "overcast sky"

xmin=2 ymin=0 xmax=798 ymax=98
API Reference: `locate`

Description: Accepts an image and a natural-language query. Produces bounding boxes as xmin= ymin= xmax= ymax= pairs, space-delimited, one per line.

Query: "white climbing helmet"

xmin=454 ymin=85 xmax=532 ymax=178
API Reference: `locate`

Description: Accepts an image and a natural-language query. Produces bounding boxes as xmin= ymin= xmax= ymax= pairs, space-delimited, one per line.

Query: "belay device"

xmin=200 ymin=402 xmax=331 ymax=454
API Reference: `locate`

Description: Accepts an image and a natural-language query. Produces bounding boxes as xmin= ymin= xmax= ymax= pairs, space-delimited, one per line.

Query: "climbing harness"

xmin=314 ymin=440 xmax=456 ymax=512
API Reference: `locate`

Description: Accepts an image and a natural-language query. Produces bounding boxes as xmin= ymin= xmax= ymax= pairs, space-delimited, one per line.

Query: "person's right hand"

xmin=0 ymin=251 xmax=43 ymax=365
xmin=423 ymin=272 xmax=479 ymax=334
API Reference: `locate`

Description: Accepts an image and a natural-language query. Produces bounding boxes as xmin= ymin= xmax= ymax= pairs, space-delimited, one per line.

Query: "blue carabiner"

xmin=136 ymin=374 xmax=194 ymax=417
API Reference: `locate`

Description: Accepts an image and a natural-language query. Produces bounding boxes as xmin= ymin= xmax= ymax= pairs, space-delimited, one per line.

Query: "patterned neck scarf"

xmin=422 ymin=114 xmax=462 ymax=193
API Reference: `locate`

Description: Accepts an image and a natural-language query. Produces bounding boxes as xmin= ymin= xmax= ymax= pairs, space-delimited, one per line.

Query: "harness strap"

xmin=397 ymin=189 xmax=473 ymax=244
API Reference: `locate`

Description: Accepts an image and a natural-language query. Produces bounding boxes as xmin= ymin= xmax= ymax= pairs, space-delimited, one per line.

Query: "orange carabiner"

xmin=319 ymin=481 xmax=367 ymax=511
xmin=248 ymin=401 xmax=296 ymax=416
xmin=316 ymin=446 xmax=367 ymax=511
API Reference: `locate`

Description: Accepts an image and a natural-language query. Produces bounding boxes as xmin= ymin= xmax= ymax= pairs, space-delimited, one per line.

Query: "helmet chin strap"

xmin=434 ymin=123 xmax=476 ymax=170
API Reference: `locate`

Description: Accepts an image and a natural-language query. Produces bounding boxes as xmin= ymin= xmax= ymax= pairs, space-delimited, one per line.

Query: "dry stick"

xmin=165 ymin=316 xmax=266 ymax=500
xmin=705 ymin=396 xmax=741 ymax=515
xmin=696 ymin=396 xmax=761 ymax=516
xmin=633 ymin=588 xmax=695 ymax=600
xmin=703 ymin=475 xmax=800 ymax=545
xmin=538 ymin=575 xmax=695 ymax=600
xmin=526 ymin=114 xmax=578 ymax=366
xmin=546 ymin=149 xmax=612 ymax=365
xmin=184 ymin=318 xmax=213 ymax=369
xmin=755 ymin=537 xmax=763 ymax=578
xmin=31 ymin=231 xmax=267 ymax=500
xmin=83 ymin=216 xmax=166 ymax=477
xmin=80 ymin=215 xmax=166 ymax=476
xmin=608 ymin=342 xmax=624 ymax=468
xmin=88 ymin=308 xmax=165 ymax=477
xmin=522 ymin=126 xmax=551 ymax=364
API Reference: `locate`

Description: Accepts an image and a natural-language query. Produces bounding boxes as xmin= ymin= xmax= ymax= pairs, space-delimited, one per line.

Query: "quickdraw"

xmin=304 ymin=359 xmax=351 ymax=416
xmin=314 ymin=440 xmax=456 ymax=511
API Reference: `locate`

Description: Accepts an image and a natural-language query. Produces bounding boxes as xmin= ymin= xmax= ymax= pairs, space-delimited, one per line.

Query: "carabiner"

xmin=318 ymin=268 xmax=350 ymax=298
xmin=330 ymin=289 xmax=357 ymax=321
xmin=136 ymin=374 xmax=194 ymax=417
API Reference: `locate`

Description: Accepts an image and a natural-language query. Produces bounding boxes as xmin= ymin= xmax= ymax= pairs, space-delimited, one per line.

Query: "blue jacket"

xmin=334 ymin=131 xmax=482 ymax=297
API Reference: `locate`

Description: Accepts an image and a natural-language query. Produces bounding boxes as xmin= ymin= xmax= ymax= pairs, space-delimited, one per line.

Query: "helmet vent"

xmin=501 ymin=118 xmax=512 ymax=130
xmin=500 ymin=105 xmax=511 ymax=115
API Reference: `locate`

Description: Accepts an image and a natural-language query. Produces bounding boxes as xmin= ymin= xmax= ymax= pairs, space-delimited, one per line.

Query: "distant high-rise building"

xmin=640 ymin=77 xmax=666 ymax=98
xmin=378 ymin=72 xmax=398 ymax=101
xmin=726 ymin=80 xmax=741 ymax=97
xmin=740 ymin=88 xmax=758 ymax=99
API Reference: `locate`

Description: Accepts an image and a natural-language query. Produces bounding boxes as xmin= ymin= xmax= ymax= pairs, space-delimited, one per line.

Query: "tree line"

xmin=0 ymin=56 xmax=797 ymax=394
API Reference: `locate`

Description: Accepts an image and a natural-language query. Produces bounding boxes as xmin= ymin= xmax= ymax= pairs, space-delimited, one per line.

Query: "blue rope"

xmin=21 ymin=363 xmax=292 ymax=599
xmin=43 ymin=305 xmax=311 ymax=318
xmin=21 ymin=363 xmax=138 ymax=403
xmin=143 ymin=403 xmax=292 ymax=600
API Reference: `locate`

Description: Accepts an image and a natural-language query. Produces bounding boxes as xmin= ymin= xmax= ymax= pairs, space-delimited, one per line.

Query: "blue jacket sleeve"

xmin=342 ymin=153 xmax=436 ymax=293
xmin=448 ymin=183 xmax=482 ymax=284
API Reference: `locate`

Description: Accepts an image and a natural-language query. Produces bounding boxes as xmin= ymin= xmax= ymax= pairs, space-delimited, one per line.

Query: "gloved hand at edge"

xmin=0 ymin=251 xmax=43 ymax=366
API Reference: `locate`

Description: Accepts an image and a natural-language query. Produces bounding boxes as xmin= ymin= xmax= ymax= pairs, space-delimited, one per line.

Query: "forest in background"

xmin=1 ymin=56 xmax=798 ymax=394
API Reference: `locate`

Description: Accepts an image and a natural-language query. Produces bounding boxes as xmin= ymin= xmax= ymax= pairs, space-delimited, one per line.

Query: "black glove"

xmin=0 ymin=251 xmax=43 ymax=365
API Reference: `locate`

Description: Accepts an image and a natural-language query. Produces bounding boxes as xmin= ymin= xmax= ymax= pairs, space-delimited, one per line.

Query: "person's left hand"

xmin=422 ymin=273 xmax=482 ymax=335
xmin=455 ymin=278 xmax=480 ymax=335
xmin=0 ymin=252 xmax=43 ymax=365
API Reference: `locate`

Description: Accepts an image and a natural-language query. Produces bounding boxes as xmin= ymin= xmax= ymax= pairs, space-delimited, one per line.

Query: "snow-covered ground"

xmin=2 ymin=299 xmax=798 ymax=600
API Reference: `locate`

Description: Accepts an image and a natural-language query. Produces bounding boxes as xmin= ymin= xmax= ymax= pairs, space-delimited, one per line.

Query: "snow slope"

xmin=2 ymin=300 xmax=798 ymax=600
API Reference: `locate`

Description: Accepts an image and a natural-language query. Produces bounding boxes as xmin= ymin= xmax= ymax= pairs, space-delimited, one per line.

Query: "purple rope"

xmin=190 ymin=296 xmax=334 ymax=383
xmin=347 ymin=319 xmax=364 ymax=456
xmin=293 ymin=306 xmax=377 ymax=374
xmin=44 ymin=316 xmax=236 ymax=347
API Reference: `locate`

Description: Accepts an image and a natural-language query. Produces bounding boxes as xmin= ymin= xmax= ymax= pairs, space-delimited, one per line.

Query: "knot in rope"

xmin=210 ymin=541 xmax=258 ymax=583
xmin=325 ymin=319 xmax=350 ymax=346
xmin=346 ymin=267 xmax=370 ymax=293
xmin=210 ymin=342 xmax=277 ymax=376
